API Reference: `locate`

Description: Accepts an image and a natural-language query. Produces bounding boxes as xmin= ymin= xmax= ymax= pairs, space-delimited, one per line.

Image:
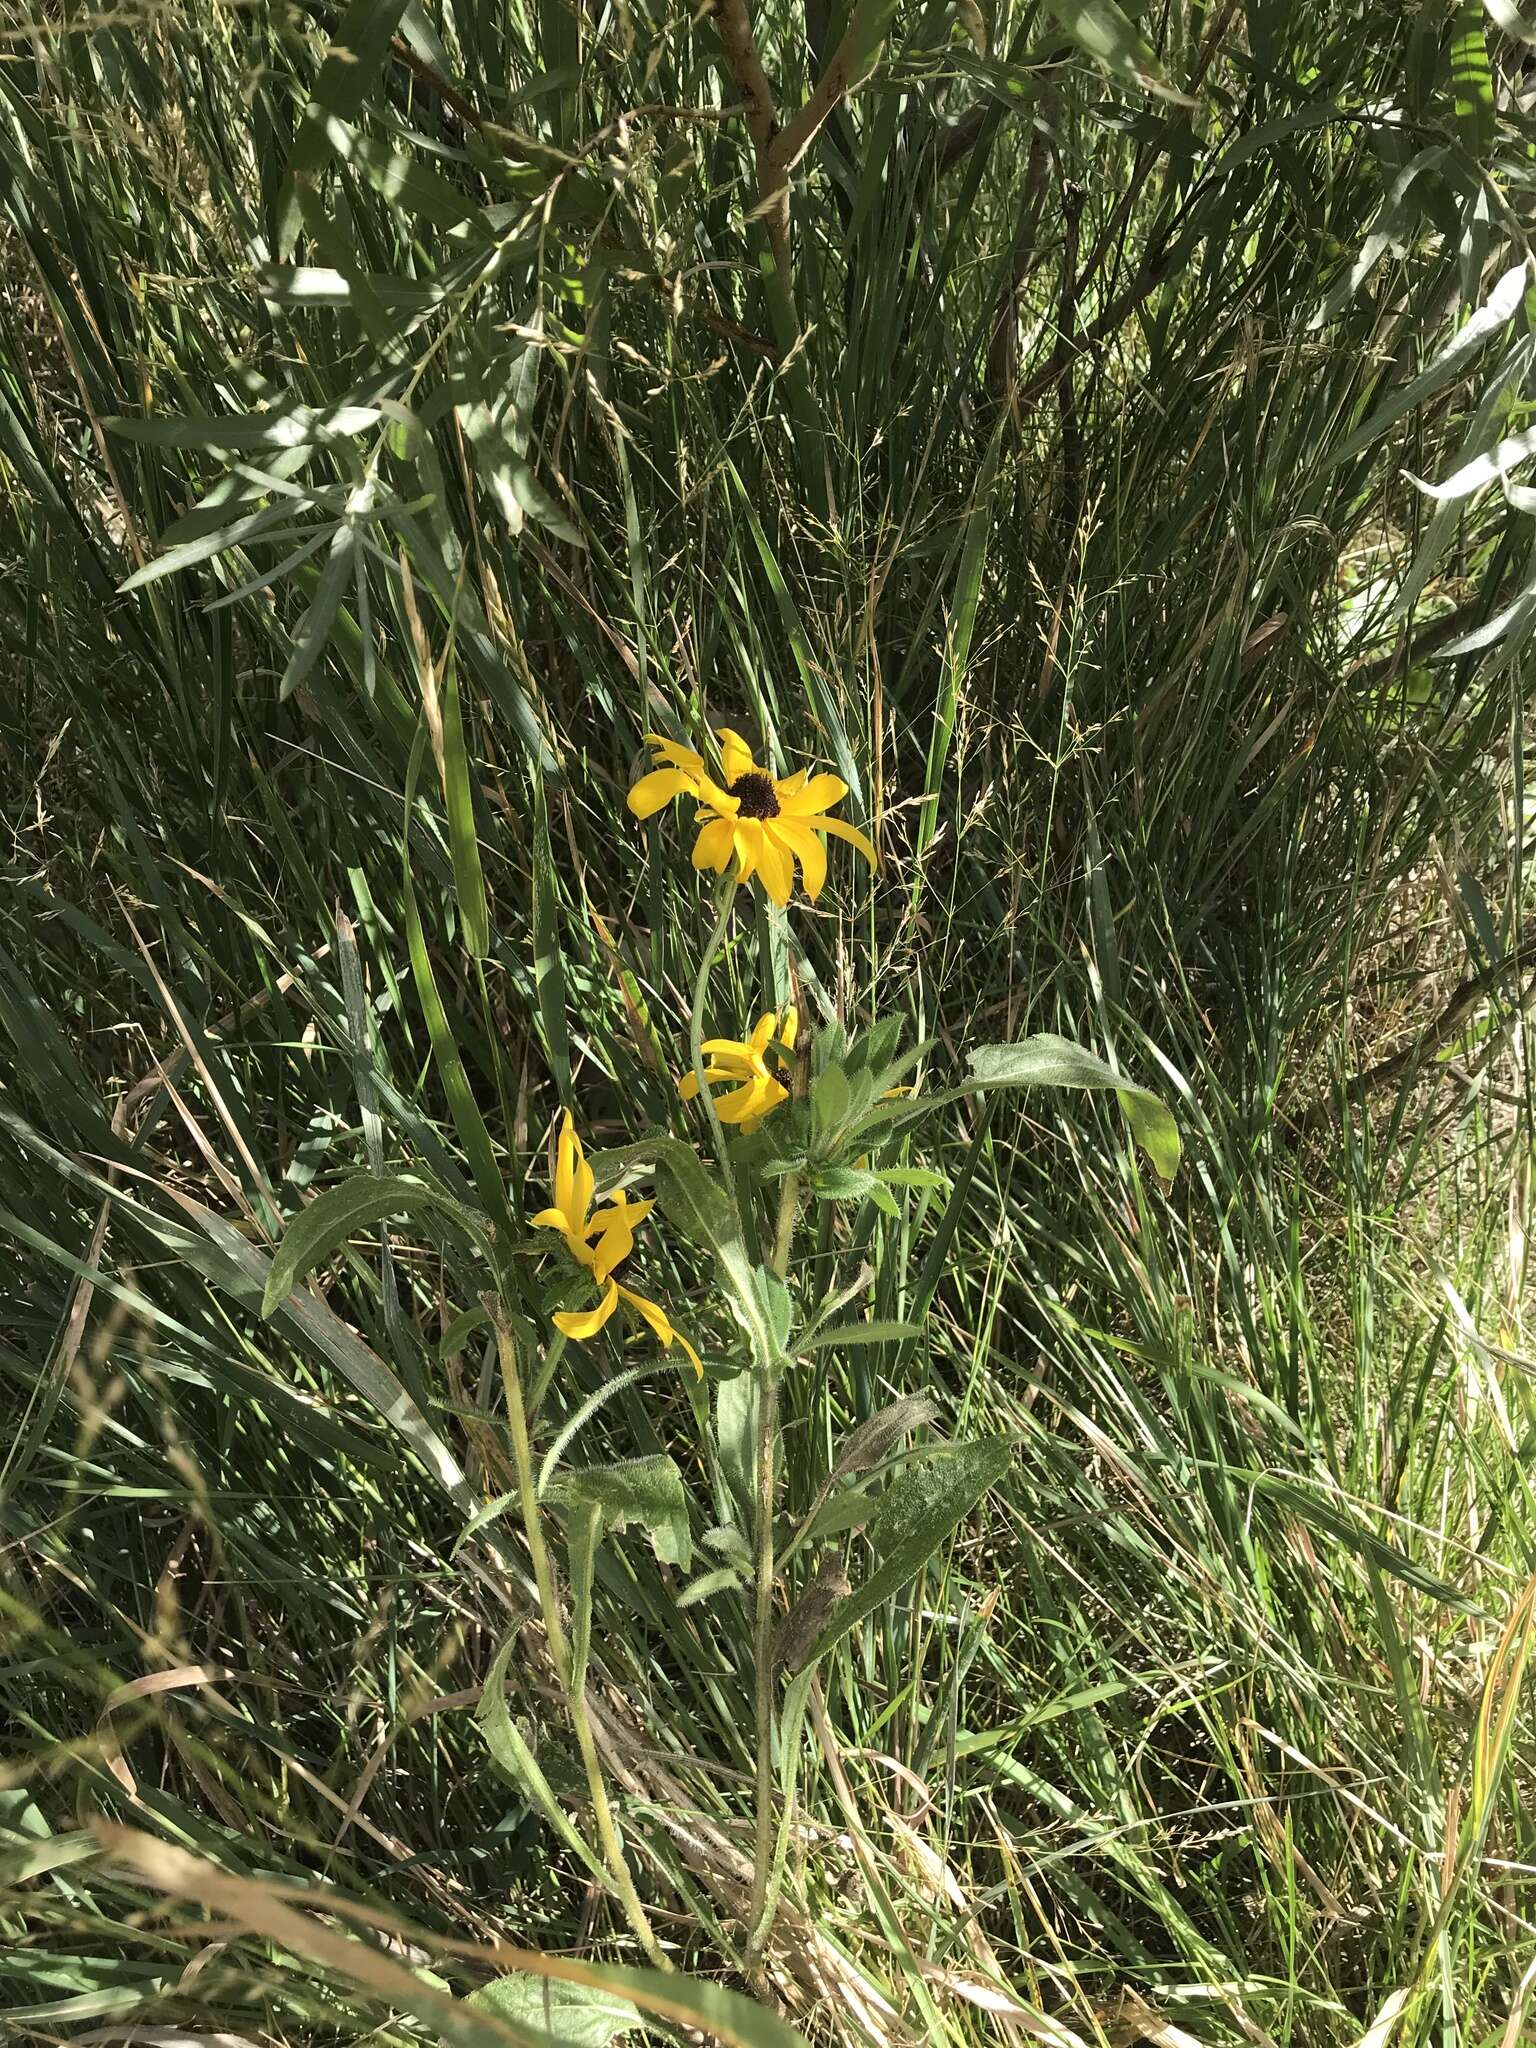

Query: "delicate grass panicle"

xmin=3 ymin=0 xmax=1536 ymax=2044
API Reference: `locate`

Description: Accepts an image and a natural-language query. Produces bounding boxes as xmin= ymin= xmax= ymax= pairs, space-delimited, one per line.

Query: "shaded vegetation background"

xmin=3 ymin=0 xmax=1536 ymax=2042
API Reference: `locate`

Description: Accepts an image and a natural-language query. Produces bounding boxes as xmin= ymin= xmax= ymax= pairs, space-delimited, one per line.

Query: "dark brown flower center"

xmin=729 ymin=771 xmax=780 ymax=820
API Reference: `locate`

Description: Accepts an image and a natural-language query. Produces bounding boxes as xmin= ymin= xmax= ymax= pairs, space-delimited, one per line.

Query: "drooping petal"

xmin=733 ymin=821 xmax=762 ymax=886
xmin=673 ymin=1328 xmax=704 ymax=1376
xmin=777 ymin=772 xmax=849 ymax=817
xmin=816 ymin=815 xmax=878 ymax=869
xmin=717 ymin=727 xmax=757 ymax=785
xmin=779 ymin=1004 xmax=799 ymax=1053
xmin=771 ymin=817 xmax=826 ymax=900
xmin=617 ymin=1284 xmax=703 ymax=1376
xmin=699 ymin=1036 xmax=754 ymax=1062
xmin=554 ymin=1278 xmax=620 ymax=1341
xmin=677 ymin=1070 xmax=701 ymax=1101
xmin=628 ymin=767 xmax=696 ymax=819
xmin=749 ymin=1011 xmax=778 ymax=1056
xmin=753 ymin=825 xmax=794 ymax=906
xmin=531 ymin=1206 xmax=569 ymax=1233
xmin=692 ymin=815 xmax=736 ymax=873
xmin=571 ymin=1149 xmax=595 ymax=1230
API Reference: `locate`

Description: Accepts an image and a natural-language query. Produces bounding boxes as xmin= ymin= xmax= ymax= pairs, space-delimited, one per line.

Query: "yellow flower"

xmin=680 ymin=1005 xmax=798 ymax=1133
xmin=533 ymin=1112 xmax=702 ymax=1375
xmin=627 ymin=727 xmax=876 ymax=908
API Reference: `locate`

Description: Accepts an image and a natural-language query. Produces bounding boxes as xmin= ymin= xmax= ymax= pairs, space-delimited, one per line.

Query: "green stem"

xmin=691 ymin=882 xmax=740 ymax=1193
xmin=491 ymin=1307 xmax=670 ymax=1969
xmin=745 ymin=1167 xmax=800 ymax=1959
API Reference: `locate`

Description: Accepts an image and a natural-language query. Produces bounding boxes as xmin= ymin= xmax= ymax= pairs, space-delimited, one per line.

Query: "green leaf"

xmin=509 ymin=461 xmax=584 ymax=546
xmin=465 ymin=1974 xmax=643 ymax=2047
xmin=549 ymin=1455 xmax=693 ymax=1570
xmin=750 ymin=1266 xmax=794 ymax=1353
xmin=340 ymin=129 xmax=490 ymax=236
xmin=118 ymin=502 xmax=297 ymax=591
xmin=107 ymin=403 xmax=381 ymax=450
xmin=811 ymin=1064 xmax=850 ymax=1138
xmin=1450 ymin=2 xmax=1495 ymax=159
xmin=1041 ymin=0 xmax=1195 ymax=104
xmin=164 ymin=1188 xmax=476 ymax=1516
xmin=1327 ymin=258 xmax=1529 ymax=470
xmin=1251 ymin=1476 xmax=1478 ymax=1612
xmin=715 ymin=1370 xmax=757 ymax=1523
xmin=676 ymin=1565 xmax=743 ymax=1609
xmin=533 ymin=780 xmax=572 ymax=1096
xmin=592 ymin=1137 xmax=736 ymax=1259
xmin=473 ymin=1628 xmax=610 ymax=1883
xmin=442 ymin=666 xmax=490 ymax=958
xmin=403 ymin=725 xmax=515 ymax=1232
xmin=280 ymin=524 xmax=356 ymax=701
xmin=966 ymin=1035 xmax=1181 ymax=1179
xmin=279 ymin=0 xmax=414 ymax=252
xmin=261 ymin=1171 xmax=481 ymax=1317
xmin=482 ymin=1963 xmax=813 ymax=2048
xmin=805 ymin=1438 xmax=1010 ymax=1665
xmin=798 ymin=1319 xmax=924 ymax=1352
xmin=1485 ymin=0 xmax=1536 ymax=41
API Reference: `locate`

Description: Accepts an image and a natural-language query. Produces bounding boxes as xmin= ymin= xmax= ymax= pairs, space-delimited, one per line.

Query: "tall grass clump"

xmin=3 ymin=1 xmax=1535 ymax=2044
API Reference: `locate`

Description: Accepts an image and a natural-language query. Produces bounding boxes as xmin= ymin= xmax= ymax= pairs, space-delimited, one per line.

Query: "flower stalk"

xmin=488 ymin=1302 xmax=670 ymax=1970
xmin=745 ymin=1159 xmax=800 ymax=1960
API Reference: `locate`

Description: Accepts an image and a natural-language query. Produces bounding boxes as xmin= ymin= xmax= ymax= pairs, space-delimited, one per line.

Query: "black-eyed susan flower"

xmin=680 ymin=1005 xmax=798 ymax=1133
xmin=533 ymin=1112 xmax=702 ymax=1375
xmin=627 ymin=727 xmax=876 ymax=908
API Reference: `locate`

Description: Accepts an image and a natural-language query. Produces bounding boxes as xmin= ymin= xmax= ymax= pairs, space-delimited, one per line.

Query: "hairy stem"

xmin=491 ymin=1306 xmax=669 ymax=1968
xmin=690 ymin=883 xmax=740 ymax=1190
xmin=745 ymin=1167 xmax=799 ymax=1957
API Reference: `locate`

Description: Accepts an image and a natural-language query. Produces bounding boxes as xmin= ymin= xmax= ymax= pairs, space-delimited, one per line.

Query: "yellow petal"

xmin=715 ymin=1076 xmax=774 ymax=1125
xmin=779 ymin=1003 xmax=799 ymax=1053
xmin=531 ymin=1206 xmax=568 ymax=1232
xmin=716 ymin=727 xmax=757 ymax=785
xmin=553 ymin=1112 xmax=578 ymax=1225
xmin=692 ymin=815 xmax=737 ymax=873
xmin=674 ymin=1329 xmax=704 ymax=1377
xmin=700 ymin=1036 xmax=754 ymax=1064
xmin=554 ymin=1279 xmax=620 ymax=1341
xmin=771 ymin=817 xmax=826 ymax=901
xmin=749 ymin=1012 xmax=778 ymax=1057
xmin=754 ymin=825 xmax=794 ymax=906
xmin=589 ymin=1209 xmax=637 ymax=1283
xmin=617 ymin=1284 xmax=703 ymax=1377
xmin=777 ymin=772 xmax=849 ymax=817
xmin=733 ymin=821 xmax=762 ymax=886
xmin=644 ymin=734 xmax=708 ymax=776
xmin=629 ymin=767 xmax=695 ymax=819
xmin=678 ymin=1070 xmax=700 ymax=1101
xmin=775 ymin=768 xmax=810 ymax=797
xmin=817 ymin=815 xmax=878 ymax=869
xmin=694 ymin=775 xmax=739 ymax=817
